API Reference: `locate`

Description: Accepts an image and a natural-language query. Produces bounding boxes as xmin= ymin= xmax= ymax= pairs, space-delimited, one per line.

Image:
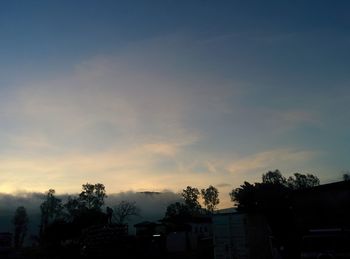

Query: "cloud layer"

xmin=0 ymin=191 xmax=181 ymax=237
xmin=1 ymin=1 xmax=348 ymax=208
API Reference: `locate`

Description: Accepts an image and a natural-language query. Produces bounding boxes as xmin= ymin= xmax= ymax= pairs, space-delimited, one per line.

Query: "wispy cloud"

xmin=216 ymin=183 xmax=232 ymax=188
xmin=228 ymin=148 xmax=320 ymax=176
xmin=144 ymin=143 xmax=179 ymax=157
xmin=0 ymin=31 xmax=337 ymax=205
xmin=0 ymin=34 xmax=246 ymax=196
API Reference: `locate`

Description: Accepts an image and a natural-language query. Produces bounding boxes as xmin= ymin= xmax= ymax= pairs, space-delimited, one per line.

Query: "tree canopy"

xmin=13 ymin=206 xmax=29 ymax=249
xmin=165 ymin=185 xmax=203 ymax=220
xmin=287 ymin=173 xmax=320 ymax=189
xmin=78 ymin=183 xmax=107 ymax=211
xmin=201 ymin=185 xmax=220 ymax=213
xmin=181 ymin=186 xmax=201 ymax=214
xmin=165 ymin=202 xmax=191 ymax=220
xmin=262 ymin=170 xmax=287 ymax=185
xmin=230 ymin=170 xmax=320 ymax=211
xmin=113 ymin=201 xmax=140 ymax=225
xmin=40 ymin=189 xmax=63 ymax=236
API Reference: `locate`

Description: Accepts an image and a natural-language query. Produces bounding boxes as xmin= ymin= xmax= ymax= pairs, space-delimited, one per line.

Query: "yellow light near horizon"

xmin=0 ymin=183 xmax=16 ymax=194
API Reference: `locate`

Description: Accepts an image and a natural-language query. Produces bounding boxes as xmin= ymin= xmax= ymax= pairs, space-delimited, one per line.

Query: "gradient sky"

xmin=0 ymin=1 xmax=349 ymax=207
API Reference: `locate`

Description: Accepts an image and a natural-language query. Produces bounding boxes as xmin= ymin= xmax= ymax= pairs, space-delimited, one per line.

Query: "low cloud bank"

xmin=0 ymin=191 xmax=181 ymax=237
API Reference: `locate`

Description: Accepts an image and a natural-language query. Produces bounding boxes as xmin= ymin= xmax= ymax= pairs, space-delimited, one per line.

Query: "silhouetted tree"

xmin=229 ymin=181 xmax=259 ymax=211
xmin=78 ymin=183 xmax=107 ymax=211
xmin=165 ymin=186 xmax=203 ymax=221
xmin=40 ymin=189 xmax=63 ymax=236
xmin=262 ymin=170 xmax=287 ymax=185
xmin=230 ymin=173 xmax=283 ymax=254
xmin=201 ymin=185 xmax=220 ymax=213
xmin=113 ymin=201 xmax=140 ymax=224
xmin=343 ymin=173 xmax=350 ymax=181
xmin=64 ymin=196 xmax=82 ymax=221
xmin=231 ymin=171 xmax=320 ymax=211
xmin=182 ymin=186 xmax=201 ymax=214
xmin=13 ymin=206 xmax=28 ymax=249
xmin=165 ymin=202 xmax=191 ymax=219
xmin=106 ymin=207 xmax=113 ymax=224
xmin=60 ymin=184 xmax=108 ymax=232
xmin=231 ymin=171 xmax=320 ymax=259
xmin=287 ymin=173 xmax=320 ymax=189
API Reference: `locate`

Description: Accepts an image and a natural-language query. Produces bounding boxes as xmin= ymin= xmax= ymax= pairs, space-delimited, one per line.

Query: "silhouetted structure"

xmin=0 ymin=232 xmax=12 ymax=256
xmin=212 ymin=210 xmax=272 ymax=259
xmin=291 ymin=180 xmax=350 ymax=232
xmin=134 ymin=221 xmax=165 ymax=237
xmin=216 ymin=180 xmax=350 ymax=259
xmin=159 ymin=215 xmax=213 ymax=259
xmin=80 ymin=224 xmax=129 ymax=257
xmin=287 ymin=181 xmax=350 ymax=258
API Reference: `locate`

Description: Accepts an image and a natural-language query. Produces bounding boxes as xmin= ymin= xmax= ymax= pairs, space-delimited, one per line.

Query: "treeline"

xmin=230 ymin=170 xmax=320 ymax=211
xmin=12 ymin=183 xmax=139 ymax=251
xmin=229 ymin=170 xmax=321 ymax=259
xmin=163 ymin=170 xmax=320 ymax=220
xmin=11 ymin=170 xmax=321 ymax=251
xmin=164 ymin=185 xmax=219 ymax=221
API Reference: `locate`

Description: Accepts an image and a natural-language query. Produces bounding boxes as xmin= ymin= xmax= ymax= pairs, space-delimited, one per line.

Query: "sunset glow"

xmin=1 ymin=1 xmax=349 ymax=208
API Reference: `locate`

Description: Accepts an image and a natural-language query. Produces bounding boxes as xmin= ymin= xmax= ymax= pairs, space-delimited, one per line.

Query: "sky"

xmin=0 ymin=0 xmax=349 ymax=208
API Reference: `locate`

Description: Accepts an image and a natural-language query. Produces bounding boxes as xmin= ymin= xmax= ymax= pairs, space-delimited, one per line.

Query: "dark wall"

xmin=291 ymin=181 xmax=350 ymax=231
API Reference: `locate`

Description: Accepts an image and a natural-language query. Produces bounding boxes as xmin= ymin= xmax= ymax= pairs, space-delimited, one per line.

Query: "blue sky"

xmin=0 ymin=1 xmax=349 ymax=207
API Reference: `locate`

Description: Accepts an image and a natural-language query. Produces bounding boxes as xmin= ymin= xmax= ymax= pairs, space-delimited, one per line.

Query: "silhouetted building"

xmin=0 ymin=232 xmax=12 ymax=255
xmin=134 ymin=221 xmax=166 ymax=237
xmin=80 ymin=224 xmax=129 ymax=257
xmin=159 ymin=216 xmax=213 ymax=259
xmin=212 ymin=211 xmax=271 ymax=259
xmin=290 ymin=181 xmax=350 ymax=258
xmin=291 ymin=180 xmax=350 ymax=232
